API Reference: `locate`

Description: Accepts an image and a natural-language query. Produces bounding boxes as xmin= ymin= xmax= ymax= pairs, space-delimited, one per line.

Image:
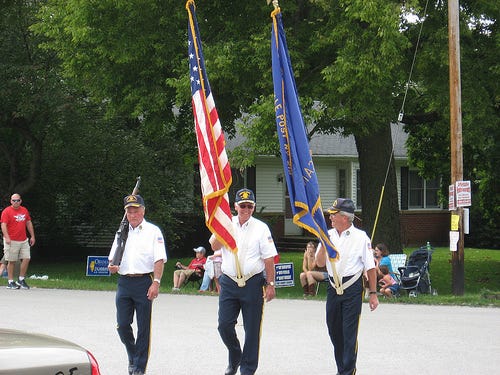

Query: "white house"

xmin=225 ymin=123 xmax=448 ymax=247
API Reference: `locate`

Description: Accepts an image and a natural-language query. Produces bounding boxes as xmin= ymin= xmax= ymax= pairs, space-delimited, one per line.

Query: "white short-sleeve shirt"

xmin=221 ymin=216 xmax=277 ymax=277
xmin=108 ymin=219 xmax=167 ymax=275
xmin=316 ymin=224 xmax=374 ymax=278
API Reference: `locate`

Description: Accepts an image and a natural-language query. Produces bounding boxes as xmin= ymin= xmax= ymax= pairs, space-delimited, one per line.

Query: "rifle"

xmin=110 ymin=176 xmax=141 ymax=266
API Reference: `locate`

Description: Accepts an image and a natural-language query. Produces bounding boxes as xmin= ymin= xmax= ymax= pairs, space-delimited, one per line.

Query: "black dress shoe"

xmin=224 ymin=363 xmax=239 ymax=375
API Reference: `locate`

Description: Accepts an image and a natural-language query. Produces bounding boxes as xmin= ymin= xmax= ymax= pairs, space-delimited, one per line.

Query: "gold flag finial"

xmin=267 ymin=0 xmax=279 ymax=9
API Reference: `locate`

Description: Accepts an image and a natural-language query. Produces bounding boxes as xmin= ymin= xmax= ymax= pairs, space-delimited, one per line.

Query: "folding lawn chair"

xmin=185 ymin=269 xmax=204 ymax=288
xmin=388 ymin=253 xmax=407 ymax=283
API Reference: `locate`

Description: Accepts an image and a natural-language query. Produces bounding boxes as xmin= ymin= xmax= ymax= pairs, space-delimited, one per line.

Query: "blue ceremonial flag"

xmin=271 ymin=8 xmax=338 ymax=260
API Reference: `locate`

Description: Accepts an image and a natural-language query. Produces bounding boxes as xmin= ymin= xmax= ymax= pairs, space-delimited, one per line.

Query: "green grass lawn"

xmin=21 ymin=247 xmax=500 ymax=307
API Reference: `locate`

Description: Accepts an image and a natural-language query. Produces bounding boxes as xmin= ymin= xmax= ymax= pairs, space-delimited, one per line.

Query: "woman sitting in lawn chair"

xmin=299 ymin=241 xmax=328 ymax=297
xmin=374 ymin=243 xmax=397 ymax=281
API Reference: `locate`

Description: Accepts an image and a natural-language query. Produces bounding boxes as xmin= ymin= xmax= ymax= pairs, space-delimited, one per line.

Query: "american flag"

xmin=186 ymin=0 xmax=237 ymax=252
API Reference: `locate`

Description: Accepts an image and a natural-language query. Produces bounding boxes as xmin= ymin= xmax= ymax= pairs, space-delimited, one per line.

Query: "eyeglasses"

xmin=238 ymin=203 xmax=254 ymax=209
xmin=11 ymin=199 xmax=21 ymax=202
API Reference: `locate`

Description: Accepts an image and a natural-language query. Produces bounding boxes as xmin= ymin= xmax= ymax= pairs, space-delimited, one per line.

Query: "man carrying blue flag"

xmin=271 ymin=2 xmax=339 ymax=266
xmin=316 ymin=198 xmax=379 ymax=375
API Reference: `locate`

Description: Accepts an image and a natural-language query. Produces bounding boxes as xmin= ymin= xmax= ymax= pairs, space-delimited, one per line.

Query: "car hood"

xmin=0 ymin=328 xmax=85 ymax=349
xmin=0 ymin=328 xmax=93 ymax=374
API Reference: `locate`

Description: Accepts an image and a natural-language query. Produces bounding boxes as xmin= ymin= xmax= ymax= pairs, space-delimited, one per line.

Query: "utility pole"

xmin=448 ymin=0 xmax=465 ymax=295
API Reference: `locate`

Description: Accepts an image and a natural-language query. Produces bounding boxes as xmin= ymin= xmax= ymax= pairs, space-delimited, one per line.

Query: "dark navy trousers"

xmin=116 ymin=275 xmax=153 ymax=373
xmin=218 ymin=273 xmax=266 ymax=375
xmin=326 ymin=276 xmax=363 ymax=375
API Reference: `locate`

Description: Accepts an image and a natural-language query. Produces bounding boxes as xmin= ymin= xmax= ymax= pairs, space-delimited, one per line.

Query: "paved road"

xmin=1 ymin=287 xmax=498 ymax=375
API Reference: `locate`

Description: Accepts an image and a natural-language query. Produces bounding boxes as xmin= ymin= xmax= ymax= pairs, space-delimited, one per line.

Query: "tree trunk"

xmin=354 ymin=124 xmax=402 ymax=253
xmin=0 ymin=117 xmax=42 ymax=203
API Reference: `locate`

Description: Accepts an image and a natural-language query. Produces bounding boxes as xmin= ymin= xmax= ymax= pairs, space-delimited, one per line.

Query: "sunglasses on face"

xmin=238 ymin=203 xmax=254 ymax=209
xmin=11 ymin=199 xmax=21 ymax=202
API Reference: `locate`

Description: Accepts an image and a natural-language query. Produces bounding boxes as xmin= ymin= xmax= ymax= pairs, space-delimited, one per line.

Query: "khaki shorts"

xmin=174 ymin=269 xmax=196 ymax=279
xmin=4 ymin=239 xmax=31 ymax=262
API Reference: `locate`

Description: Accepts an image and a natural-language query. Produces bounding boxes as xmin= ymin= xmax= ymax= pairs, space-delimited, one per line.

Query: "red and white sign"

xmin=456 ymin=180 xmax=471 ymax=207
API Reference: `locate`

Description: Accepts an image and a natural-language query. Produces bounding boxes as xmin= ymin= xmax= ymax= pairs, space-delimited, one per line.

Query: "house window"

xmin=355 ymin=169 xmax=362 ymax=209
xmin=408 ymin=170 xmax=440 ymax=208
xmin=338 ymin=169 xmax=346 ymax=198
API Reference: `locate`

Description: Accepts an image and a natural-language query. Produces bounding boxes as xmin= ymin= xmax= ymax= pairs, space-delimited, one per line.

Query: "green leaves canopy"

xmin=3 ymin=0 xmax=496 ymax=250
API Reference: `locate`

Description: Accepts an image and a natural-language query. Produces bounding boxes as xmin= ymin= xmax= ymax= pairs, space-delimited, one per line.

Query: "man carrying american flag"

xmin=186 ymin=3 xmax=278 ymax=374
xmin=209 ymin=188 xmax=278 ymax=375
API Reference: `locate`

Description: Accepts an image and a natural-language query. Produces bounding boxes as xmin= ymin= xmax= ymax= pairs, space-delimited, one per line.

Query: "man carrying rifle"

xmin=108 ymin=194 xmax=167 ymax=375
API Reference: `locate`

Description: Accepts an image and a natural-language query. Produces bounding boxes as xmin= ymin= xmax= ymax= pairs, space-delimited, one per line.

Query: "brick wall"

xmin=399 ymin=211 xmax=450 ymax=247
xmin=269 ymin=210 xmax=450 ymax=249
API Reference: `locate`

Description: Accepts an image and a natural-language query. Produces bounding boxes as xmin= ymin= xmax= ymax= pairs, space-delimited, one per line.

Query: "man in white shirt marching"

xmin=316 ymin=198 xmax=379 ymax=375
xmin=108 ymin=194 xmax=167 ymax=375
xmin=210 ymin=188 xmax=277 ymax=375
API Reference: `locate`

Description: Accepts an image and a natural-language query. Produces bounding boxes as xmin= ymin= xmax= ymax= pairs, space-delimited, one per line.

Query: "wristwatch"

xmin=153 ymin=278 xmax=161 ymax=285
xmin=268 ymin=281 xmax=275 ymax=287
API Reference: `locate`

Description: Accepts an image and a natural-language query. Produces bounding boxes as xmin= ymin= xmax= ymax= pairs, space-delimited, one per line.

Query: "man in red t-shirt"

xmin=171 ymin=246 xmax=207 ymax=291
xmin=1 ymin=193 xmax=36 ymax=289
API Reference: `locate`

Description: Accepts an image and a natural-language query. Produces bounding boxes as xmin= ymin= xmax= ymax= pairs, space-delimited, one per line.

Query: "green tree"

xmin=30 ymin=102 xmax=193 ymax=254
xmin=0 ymin=0 xmax=200 ymax=256
xmin=34 ymin=1 xmax=204 ymax=253
xmin=32 ymin=0 xmax=498 ymax=252
xmin=34 ymin=0 xmax=405 ymax=250
xmin=309 ymin=0 xmax=408 ymax=249
xmin=401 ymin=1 xmax=499 ymax=247
xmin=227 ymin=0 xmax=498 ymax=249
xmin=0 ymin=0 xmax=66 ymax=199
xmin=224 ymin=0 xmax=407 ymax=250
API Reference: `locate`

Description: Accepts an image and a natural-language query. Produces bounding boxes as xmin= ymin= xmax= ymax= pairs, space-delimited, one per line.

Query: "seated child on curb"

xmin=379 ymin=265 xmax=399 ymax=297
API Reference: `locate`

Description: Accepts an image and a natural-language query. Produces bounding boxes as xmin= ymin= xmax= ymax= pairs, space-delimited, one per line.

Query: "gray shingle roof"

xmin=309 ymin=123 xmax=408 ymax=158
xmin=227 ymin=123 xmax=408 ymax=158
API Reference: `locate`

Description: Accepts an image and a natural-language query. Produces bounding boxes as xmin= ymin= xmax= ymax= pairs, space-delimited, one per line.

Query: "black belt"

xmin=124 ymin=273 xmax=150 ymax=278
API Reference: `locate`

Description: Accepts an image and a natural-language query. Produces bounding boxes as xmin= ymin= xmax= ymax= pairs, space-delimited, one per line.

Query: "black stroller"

xmin=398 ymin=246 xmax=434 ymax=297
